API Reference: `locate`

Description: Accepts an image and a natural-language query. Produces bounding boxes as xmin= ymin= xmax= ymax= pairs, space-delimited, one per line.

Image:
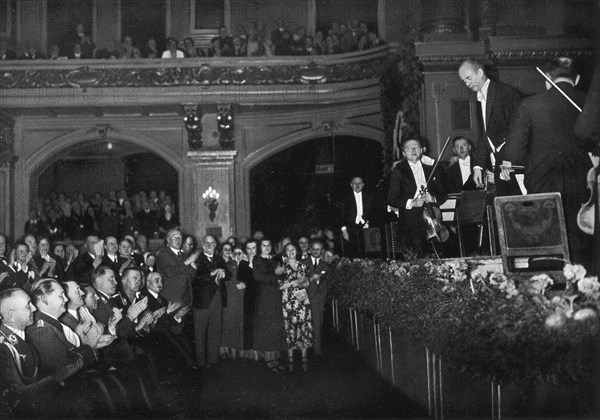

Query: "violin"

xmin=420 ymin=185 xmax=449 ymax=243
xmin=577 ymin=155 xmax=599 ymax=235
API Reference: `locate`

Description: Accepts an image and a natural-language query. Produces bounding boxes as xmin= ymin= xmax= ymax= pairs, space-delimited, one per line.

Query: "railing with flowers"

xmin=330 ymin=258 xmax=599 ymax=386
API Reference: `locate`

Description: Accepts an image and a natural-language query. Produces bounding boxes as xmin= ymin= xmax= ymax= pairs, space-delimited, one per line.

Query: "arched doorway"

xmin=249 ymin=136 xmax=383 ymax=240
xmin=34 ymin=139 xmax=178 ymax=241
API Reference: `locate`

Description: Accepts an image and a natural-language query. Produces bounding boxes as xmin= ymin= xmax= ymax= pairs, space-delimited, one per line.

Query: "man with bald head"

xmin=155 ymin=229 xmax=198 ymax=308
xmin=458 ymin=59 xmax=521 ymax=196
xmin=0 ymin=288 xmax=83 ymax=414
xmin=192 ymin=234 xmax=231 ymax=369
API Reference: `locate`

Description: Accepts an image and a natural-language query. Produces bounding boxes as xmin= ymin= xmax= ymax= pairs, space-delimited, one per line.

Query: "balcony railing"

xmin=0 ymin=46 xmax=392 ymax=90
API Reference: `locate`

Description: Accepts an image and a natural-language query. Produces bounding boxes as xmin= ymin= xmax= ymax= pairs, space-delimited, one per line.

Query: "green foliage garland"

xmin=330 ymin=259 xmax=600 ymax=385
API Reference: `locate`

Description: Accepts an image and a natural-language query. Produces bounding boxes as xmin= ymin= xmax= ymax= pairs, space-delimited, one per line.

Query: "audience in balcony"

xmin=143 ymin=38 xmax=160 ymax=59
xmin=120 ymin=36 xmax=142 ymax=59
xmin=70 ymin=23 xmax=95 ymax=59
xmin=20 ymin=41 xmax=45 ymax=59
xmin=6 ymin=19 xmax=383 ymax=61
xmin=162 ymin=37 xmax=184 ymax=59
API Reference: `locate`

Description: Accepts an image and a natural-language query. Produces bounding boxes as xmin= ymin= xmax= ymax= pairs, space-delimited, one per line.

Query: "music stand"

xmin=456 ymin=190 xmax=496 ymax=257
xmin=494 ymin=193 xmax=570 ymax=275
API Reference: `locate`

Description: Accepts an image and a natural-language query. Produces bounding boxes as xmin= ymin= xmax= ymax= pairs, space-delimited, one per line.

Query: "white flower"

xmin=573 ymin=308 xmax=597 ymax=321
xmin=529 ymin=274 xmax=554 ymax=294
xmin=545 ymin=312 xmax=566 ymax=328
xmin=577 ymin=276 xmax=600 ymax=297
xmin=563 ymin=264 xmax=587 ymax=281
xmin=470 ymin=267 xmax=488 ymax=281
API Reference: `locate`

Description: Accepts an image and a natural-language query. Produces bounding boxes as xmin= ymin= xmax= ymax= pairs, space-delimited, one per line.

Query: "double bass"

xmin=577 ymin=156 xmax=599 ymax=235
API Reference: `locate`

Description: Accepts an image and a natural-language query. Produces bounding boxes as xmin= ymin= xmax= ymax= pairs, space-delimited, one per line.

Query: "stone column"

xmin=0 ymin=115 xmax=16 ymax=238
xmin=186 ymin=150 xmax=238 ymax=242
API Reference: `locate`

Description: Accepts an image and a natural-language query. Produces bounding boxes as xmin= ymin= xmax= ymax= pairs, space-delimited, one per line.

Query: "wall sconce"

xmin=202 ymin=186 xmax=220 ymax=222
xmin=216 ymin=106 xmax=234 ymax=149
xmin=183 ymin=105 xmax=203 ymax=150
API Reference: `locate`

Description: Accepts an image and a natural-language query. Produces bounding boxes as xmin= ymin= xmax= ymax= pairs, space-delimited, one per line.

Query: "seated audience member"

xmin=0 ymin=288 xmax=84 ymax=415
xmin=246 ymin=29 xmax=262 ymax=56
xmin=208 ymin=37 xmax=223 ymax=57
xmin=59 ymin=281 xmax=92 ymax=331
xmin=291 ymin=26 xmax=307 ymax=54
xmin=4 ymin=241 xmax=38 ymax=291
xmin=95 ymin=40 xmax=120 ymax=59
xmin=213 ymin=26 xmax=233 ymax=55
xmin=143 ymin=38 xmax=159 ymax=58
xmin=350 ymin=34 xmax=369 ymax=52
xmin=227 ymin=35 xmax=246 ymax=57
xmin=339 ymin=23 xmax=357 ymax=53
xmin=324 ymin=35 xmax=340 ymax=55
xmin=71 ymin=43 xmax=83 ymax=59
xmin=120 ymin=35 xmax=142 ymax=59
xmin=26 ymin=279 xmax=99 ymax=377
xmin=138 ymin=200 xmax=158 ymax=237
xmin=157 ymin=204 xmax=179 ymax=237
xmin=46 ymin=208 xmax=65 ymax=241
xmin=53 ymin=244 xmax=66 ymax=268
xmin=183 ymin=37 xmax=203 ymax=58
xmin=48 ymin=44 xmax=65 ymax=60
xmin=102 ymin=236 xmax=127 ymax=280
xmin=368 ymin=31 xmax=385 ymax=48
xmin=162 ymin=37 xmax=184 ymax=58
xmin=444 ymin=136 xmax=478 ymax=194
xmin=0 ymin=37 xmax=17 ymax=60
xmin=275 ymin=30 xmax=293 ymax=55
xmin=66 ymin=235 xmax=103 ymax=284
xmin=63 ymin=244 xmax=79 ymax=273
xmin=34 ymin=237 xmax=61 ymax=281
xmin=139 ymin=271 xmax=194 ymax=367
xmin=24 ymin=210 xmax=44 ymax=237
xmin=314 ymin=31 xmax=326 ymax=54
xmin=143 ymin=252 xmax=156 ymax=275
xmin=111 ymin=268 xmax=154 ymax=335
xmin=82 ymin=283 xmax=100 ymax=313
xmin=303 ymin=36 xmax=318 ymax=55
xmin=20 ymin=41 xmax=45 ymax=59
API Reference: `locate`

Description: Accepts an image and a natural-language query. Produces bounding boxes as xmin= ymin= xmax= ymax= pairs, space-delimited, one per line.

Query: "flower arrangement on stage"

xmin=331 ymin=259 xmax=599 ymax=385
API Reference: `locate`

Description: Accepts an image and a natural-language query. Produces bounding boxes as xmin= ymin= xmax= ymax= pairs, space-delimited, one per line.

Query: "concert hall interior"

xmin=0 ymin=0 xmax=599 ymax=418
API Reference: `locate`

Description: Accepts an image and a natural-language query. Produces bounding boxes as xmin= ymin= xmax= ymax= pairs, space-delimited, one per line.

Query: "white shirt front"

xmin=353 ymin=191 xmax=365 ymax=225
xmin=459 ymin=156 xmax=471 ymax=185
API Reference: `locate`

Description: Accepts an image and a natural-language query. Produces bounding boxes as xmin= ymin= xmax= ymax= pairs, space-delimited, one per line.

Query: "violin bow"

xmin=425 ymin=135 xmax=452 ymax=186
xmin=536 ymin=67 xmax=582 ymax=112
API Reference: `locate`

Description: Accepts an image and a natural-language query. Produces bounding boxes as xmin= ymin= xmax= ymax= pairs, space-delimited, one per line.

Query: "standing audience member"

xmin=238 ymin=240 xmax=257 ymax=358
xmin=252 ymin=239 xmax=286 ymax=371
xmin=162 ymin=37 xmax=184 ymax=59
xmin=279 ymin=243 xmax=312 ymax=373
xmin=220 ymin=245 xmax=245 ymax=359
xmin=302 ymin=239 xmax=330 ymax=357
xmin=66 ymin=235 xmax=103 ymax=284
xmin=192 ymin=235 xmax=231 ymax=370
xmin=341 ymin=176 xmax=373 ymax=258
xmin=155 ymin=229 xmax=197 ymax=309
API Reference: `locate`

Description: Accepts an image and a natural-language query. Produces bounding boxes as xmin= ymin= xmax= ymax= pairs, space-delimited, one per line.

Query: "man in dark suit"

xmin=458 ymin=59 xmax=521 ymax=196
xmin=0 ymin=288 xmax=83 ymax=415
xmin=59 ymin=281 xmax=85 ymax=331
xmin=66 ymin=235 xmax=103 ymax=284
xmin=388 ymin=139 xmax=447 ymax=256
xmin=140 ymin=271 xmax=195 ymax=368
xmin=302 ymin=239 xmax=331 ymax=357
xmin=101 ymin=236 xmax=128 ymax=281
xmin=155 ymin=229 xmax=197 ymax=308
xmin=70 ymin=23 xmax=95 ymax=59
xmin=192 ymin=234 xmax=231 ymax=369
xmin=444 ymin=136 xmax=478 ymax=194
xmin=503 ymin=57 xmax=595 ymax=265
xmin=341 ymin=176 xmax=373 ymax=258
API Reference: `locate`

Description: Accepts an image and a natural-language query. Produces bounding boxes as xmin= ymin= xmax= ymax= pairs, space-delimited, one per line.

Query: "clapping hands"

xmin=126 ymin=296 xmax=148 ymax=321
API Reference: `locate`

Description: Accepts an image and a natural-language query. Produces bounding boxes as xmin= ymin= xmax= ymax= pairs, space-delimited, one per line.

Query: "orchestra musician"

xmin=387 ymin=139 xmax=447 ymax=257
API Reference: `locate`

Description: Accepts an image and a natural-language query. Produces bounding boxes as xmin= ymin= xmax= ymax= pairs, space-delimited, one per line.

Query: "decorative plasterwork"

xmin=0 ymin=114 xmax=17 ymax=164
xmin=0 ymin=56 xmax=392 ymax=90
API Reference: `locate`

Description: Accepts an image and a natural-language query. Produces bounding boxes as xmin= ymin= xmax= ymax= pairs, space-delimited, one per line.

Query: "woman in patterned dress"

xmin=279 ymin=243 xmax=313 ymax=373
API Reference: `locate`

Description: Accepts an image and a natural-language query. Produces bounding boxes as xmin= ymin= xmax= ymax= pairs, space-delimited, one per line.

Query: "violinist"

xmin=388 ymin=139 xmax=447 ymax=257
